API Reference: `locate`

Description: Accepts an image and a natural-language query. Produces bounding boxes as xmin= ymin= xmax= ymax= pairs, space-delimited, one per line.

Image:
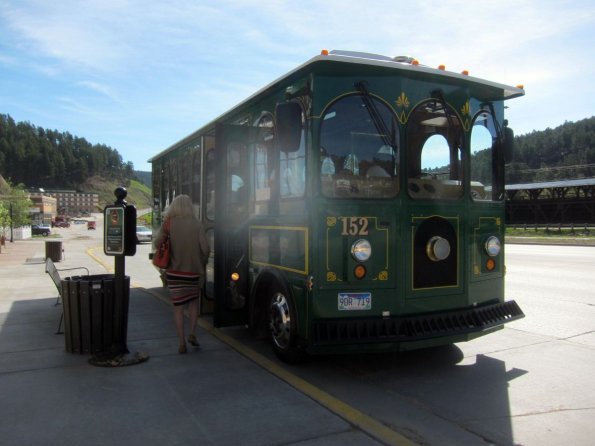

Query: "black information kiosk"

xmin=89 ymin=187 xmax=148 ymax=367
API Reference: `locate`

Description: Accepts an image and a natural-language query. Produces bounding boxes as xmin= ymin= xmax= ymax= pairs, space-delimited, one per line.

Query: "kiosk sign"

xmin=104 ymin=205 xmax=125 ymax=255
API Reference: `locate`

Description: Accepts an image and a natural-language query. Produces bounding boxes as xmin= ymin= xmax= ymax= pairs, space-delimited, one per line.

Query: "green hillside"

xmin=81 ymin=175 xmax=152 ymax=210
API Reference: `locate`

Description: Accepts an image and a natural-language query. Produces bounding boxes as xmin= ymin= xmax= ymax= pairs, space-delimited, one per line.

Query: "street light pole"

xmin=0 ymin=195 xmax=18 ymax=243
xmin=9 ymin=201 xmax=13 ymax=243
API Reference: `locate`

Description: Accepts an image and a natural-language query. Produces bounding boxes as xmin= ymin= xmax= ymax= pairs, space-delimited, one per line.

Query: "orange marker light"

xmin=461 ymin=70 xmax=469 ymax=75
xmin=321 ymin=49 xmax=329 ymax=56
xmin=354 ymin=264 xmax=367 ymax=280
xmin=412 ymin=59 xmax=419 ymax=66
xmin=231 ymin=272 xmax=240 ymax=281
xmin=438 ymin=64 xmax=446 ymax=70
xmin=516 ymin=84 xmax=524 ymax=89
xmin=486 ymin=259 xmax=496 ymax=271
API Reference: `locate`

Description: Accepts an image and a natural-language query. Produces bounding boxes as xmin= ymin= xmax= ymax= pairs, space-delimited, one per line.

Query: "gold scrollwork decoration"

xmin=396 ymin=92 xmax=410 ymax=108
xmin=460 ymin=100 xmax=471 ymax=131
xmin=395 ymin=92 xmax=410 ymax=124
xmin=327 ymin=216 xmax=337 ymax=227
xmin=378 ymin=270 xmax=389 ymax=281
xmin=461 ymin=100 xmax=470 ymax=117
xmin=327 ymin=271 xmax=337 ymax=282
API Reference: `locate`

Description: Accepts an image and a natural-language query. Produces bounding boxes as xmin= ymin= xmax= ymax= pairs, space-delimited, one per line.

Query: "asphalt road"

xmin=57 ymin=219 xmax=595 ymax=446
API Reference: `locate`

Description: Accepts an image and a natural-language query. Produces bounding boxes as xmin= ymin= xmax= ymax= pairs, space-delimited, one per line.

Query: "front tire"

xmin=268 ymin=285 xmax=306 ymax=363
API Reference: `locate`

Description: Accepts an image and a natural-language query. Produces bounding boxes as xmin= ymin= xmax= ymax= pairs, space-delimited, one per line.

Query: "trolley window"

xmin=406 ymin=99 xmax=464 ymax=200
xmin=470 ymin=111 xmax=500 ymax=201
xmin=319 ymin=94 xmax=399 ymax=199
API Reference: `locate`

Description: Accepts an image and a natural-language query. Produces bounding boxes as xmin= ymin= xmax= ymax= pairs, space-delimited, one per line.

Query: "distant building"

xmin=29 ymin=189 xmax=99 ymax=217
xmin=28 ymin=193 xmax=57 ymax=225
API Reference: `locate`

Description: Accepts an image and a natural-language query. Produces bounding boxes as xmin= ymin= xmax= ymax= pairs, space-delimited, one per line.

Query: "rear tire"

xmin=268 ymin=284 xmax=306 ymax=363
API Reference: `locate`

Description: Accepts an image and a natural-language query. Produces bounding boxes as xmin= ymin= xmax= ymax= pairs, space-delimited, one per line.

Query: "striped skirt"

xmin=166 ymin=271 xmax=201 ymax=306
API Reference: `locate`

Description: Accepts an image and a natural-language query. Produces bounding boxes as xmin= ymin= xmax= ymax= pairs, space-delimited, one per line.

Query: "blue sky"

xmin=1 ymin=0 xmax=594 ymax=172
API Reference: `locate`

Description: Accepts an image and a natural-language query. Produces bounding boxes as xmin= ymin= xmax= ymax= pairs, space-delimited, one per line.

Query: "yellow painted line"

xmin=87 ymin=246 xmax=113 ymax=272
xmin=140 ymin=285 xmax=417 ymax=446
xmin=85 ymin=245 xmax=415 ymax=445
xmin=86 ymin=246 xmax=145 ymax=288
xmin=198 ymin=317 xmax=416 ymax=445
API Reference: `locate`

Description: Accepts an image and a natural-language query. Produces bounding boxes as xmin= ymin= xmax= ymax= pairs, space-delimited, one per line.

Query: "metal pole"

xmin=112 ymin=186 xmax=128 ymax=355
xmin=9 ymin=202 xmax=13 ymax=243
xmin=113 ymin=254 xmax=129 ymax=354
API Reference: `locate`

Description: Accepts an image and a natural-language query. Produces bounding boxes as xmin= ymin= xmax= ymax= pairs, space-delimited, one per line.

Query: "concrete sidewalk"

xmin=0 ymin=239 xmax=383 ymax=446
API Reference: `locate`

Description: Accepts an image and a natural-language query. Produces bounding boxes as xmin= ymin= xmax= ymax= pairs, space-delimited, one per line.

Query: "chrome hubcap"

xmin=270 ymin=292 xmax=291 ymax=349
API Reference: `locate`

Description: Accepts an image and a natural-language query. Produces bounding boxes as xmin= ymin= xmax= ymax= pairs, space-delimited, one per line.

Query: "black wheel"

xmin=268 ymin=284 xmax=306 ymax=363
xmin=42 ymin=231 xmax=49 ymax=237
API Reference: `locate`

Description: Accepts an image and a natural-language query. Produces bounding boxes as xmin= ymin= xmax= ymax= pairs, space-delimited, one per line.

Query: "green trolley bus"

xmin=149 ymin=50 xmax=525 ymax=362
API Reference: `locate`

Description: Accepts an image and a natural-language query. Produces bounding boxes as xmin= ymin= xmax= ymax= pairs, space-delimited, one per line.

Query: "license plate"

xmin=338 ymin=292 xmax=372 ymax=311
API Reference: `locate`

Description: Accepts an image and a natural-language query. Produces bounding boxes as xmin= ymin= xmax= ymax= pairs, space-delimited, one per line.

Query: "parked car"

xmin=87 ymin=221 xmax=96 ymax=230
xmin=31 ymin=224 xmax=51 ymax=236
xmin=52 ymin=220 xmax=70 ymax=228
xmin=136 ymin=225 xmax=152 ymax=244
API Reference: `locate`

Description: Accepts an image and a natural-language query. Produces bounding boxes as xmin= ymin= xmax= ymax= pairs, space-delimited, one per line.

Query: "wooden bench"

xmin=45 ymin=257 xmax=89 ymax=334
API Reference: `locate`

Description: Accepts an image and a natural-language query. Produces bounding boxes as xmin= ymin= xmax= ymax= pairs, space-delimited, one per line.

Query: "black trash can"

xmin=61 ymin=274 xmax=130 ymax=354
xmin=45 ymin=240 xmax=63 ymax=262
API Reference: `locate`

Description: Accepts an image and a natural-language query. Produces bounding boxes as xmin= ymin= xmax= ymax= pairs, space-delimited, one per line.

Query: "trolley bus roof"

xmin=322 ymin=50 xmax=525 ymax=100
xmin=149 ymin=50 xmax=525 ymax=162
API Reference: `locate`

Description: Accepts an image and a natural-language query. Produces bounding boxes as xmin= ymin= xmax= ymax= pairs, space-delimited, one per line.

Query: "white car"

xmin=136 ymin=225 xmax=153 ymax=244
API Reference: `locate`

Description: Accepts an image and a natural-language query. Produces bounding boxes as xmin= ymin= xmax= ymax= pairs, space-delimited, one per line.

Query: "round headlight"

xmin=485 ymin=236 xmax=501 ymax=257
xmin=426 ymin=236 xmax=451 ymax=261
xmin=351 ymin=239 xmax=372 ymax=262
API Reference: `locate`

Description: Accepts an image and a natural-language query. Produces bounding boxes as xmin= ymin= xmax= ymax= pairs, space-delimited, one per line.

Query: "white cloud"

xmin=1 ymin=3 xmax=119 ymax=71
xmin=77 ymin=80 xmax=121 ymax=103
xmin=1 ymin=0 xmax=594 ymax=171
xmin=0 ymin=52 xmax=17 ymax=65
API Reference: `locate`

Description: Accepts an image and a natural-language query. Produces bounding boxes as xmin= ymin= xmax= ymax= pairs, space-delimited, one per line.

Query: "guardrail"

xmin=507 ymin=223 xmax=593 ymax=234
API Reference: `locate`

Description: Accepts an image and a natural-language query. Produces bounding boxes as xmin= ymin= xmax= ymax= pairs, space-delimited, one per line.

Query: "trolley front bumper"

xmin=312 ymin=300 xmax=525 ymax=346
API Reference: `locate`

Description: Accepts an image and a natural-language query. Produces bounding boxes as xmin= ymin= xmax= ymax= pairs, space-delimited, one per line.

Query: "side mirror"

xmin=503 ymin=126 xmax=514 ymax=164
xmin=275 ymin=102 xmax=302 ymax=152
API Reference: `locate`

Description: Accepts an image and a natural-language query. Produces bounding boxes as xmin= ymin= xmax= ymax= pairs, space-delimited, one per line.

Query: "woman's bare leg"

xmin=173 ymin=305 xmax=185 ymax=347
xmin=188 ymin=297 xmax=199 ymax=337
